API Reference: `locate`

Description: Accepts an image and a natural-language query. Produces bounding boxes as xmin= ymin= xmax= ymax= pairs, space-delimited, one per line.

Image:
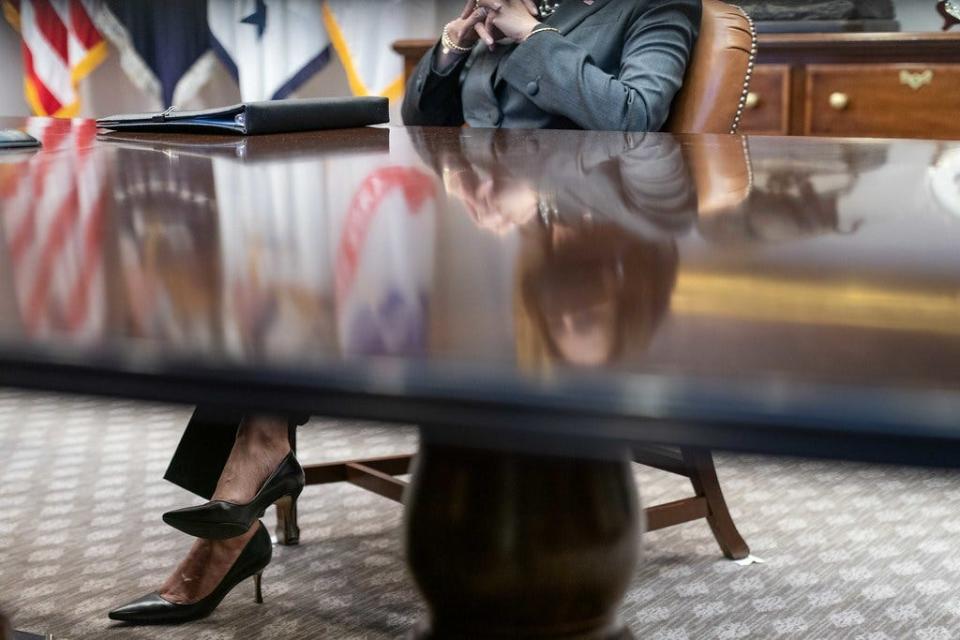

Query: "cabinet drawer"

xmin=806 ymin=64 xmax=960 ymax=139
xmin=739 ymin=65 xmax=790 ymax=136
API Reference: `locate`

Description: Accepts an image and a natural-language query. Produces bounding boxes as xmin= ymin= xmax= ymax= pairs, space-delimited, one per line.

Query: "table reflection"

xmin=114 ymin=138 xmax=221 ymax=349
xmin=1 ymin=121 xmax=960 ymax=391
xmin=930 ymin=146 xmax=960 ymax=219
xmin=412 ymin=129 xmax=694 ymax=373
xmin=0 ymin=119 xmax=108 ymax=344
xmin=107 ymin=129 xmax=404 ymax=363
xmin=694 ymin=138 xmax=887 ymax=244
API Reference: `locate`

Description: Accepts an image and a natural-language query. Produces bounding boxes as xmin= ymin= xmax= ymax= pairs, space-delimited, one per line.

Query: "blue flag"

xmin=96 ymin=0 xmax=213 ymax=107
xmin=208 ymin=0 xmax=331 ymax=101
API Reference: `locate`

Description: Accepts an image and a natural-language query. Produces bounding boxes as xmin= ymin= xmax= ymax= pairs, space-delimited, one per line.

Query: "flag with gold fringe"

xmin=2 ymin=0 xmax=107 ymax=117
xmin=322 ymin=0 xmax=435 ymax=101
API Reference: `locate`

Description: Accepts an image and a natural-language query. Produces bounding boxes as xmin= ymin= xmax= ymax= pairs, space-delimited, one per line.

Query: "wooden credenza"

xmin=741 ymin=33 xmax=960 ymax=139
xmin=393 ymin=32 xmax=960 ymax=140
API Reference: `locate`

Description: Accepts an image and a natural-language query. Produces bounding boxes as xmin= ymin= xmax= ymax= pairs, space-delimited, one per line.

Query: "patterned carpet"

xmin=1 ymin=388 xmax=959 ymax=640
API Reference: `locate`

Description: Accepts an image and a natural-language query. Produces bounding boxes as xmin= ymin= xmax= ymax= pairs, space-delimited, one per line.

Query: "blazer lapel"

xmin=465 ymin=47 xmax=510 ymax=118
xmin=549 ymin=0 xmax=611 ymax=35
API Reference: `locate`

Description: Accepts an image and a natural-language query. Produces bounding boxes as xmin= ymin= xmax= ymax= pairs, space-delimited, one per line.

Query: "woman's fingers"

xmin=465 ymin=6 xmax=489 ymax=26
xmin=519 ymin=0 xmax=539 ymax=16
xmin=450 ymin=6 xmax=489 ymax=48
xmin=459 ymin=5 xmax=487 ymax=32
xmin=476 ymin=0 xmax=535 ymax=15
xmin=484 ymin=10 xmax=498 ymax=37
xmin=472 ymin=2 xmax=498 ymax=48
xmin=459 ymin=0 xmax=476 ymax=19
xmin=477 ymin=179 xmax=497 ymax=210
xmin=475 ymin=21 xmax=496 ymax=49
xmin=476 ymin=0 xmax=504 ymax=11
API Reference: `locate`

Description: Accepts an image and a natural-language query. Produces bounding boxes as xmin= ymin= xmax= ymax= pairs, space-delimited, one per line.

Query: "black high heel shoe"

xmin=108 ymin=521 xmax=272 ymax=625
xmin=163 ymin=452 xmax=305 ymax=540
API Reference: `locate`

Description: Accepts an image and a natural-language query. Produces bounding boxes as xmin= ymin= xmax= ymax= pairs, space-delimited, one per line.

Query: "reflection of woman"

xmin=426 ymin=128 xmax=697 ymax=237
xmin=403 ymin=0 xmax=700 ymax=131
xmin=515 ymin=221 xmax=678 ymax=372
xmin=415 ymin=128 xmax=695 ymax=369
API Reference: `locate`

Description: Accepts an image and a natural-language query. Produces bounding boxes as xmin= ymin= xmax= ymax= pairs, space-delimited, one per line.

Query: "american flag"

xmin=1 ymin=0 xmax=107 ymax=117
xmin=0 ymin=119 xmax=109 ymax=343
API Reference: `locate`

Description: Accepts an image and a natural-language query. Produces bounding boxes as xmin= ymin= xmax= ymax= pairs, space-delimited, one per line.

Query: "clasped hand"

xmin=448 ymin=0 xmax=542 ymax=51
xmin=441 ymin=154 xmax=540 ymax=234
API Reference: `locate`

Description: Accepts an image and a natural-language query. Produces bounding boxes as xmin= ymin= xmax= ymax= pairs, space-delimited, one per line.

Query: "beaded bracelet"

xmin=441 ymin=24 xmax=473 ymax=55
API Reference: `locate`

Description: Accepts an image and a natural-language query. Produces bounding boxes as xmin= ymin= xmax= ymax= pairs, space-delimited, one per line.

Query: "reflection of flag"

xmin=333 ymin=162 xmax=438 ymax=357
xmin=1 ymin=0 xmax=107 ymax=116
xmin=209 ymin=0 xmax=331 ymax=101
xmin=213 ymin=157 xmax=336 ymax=359
xmin=112 ymin=147 xmax=220 ymax=347
xmin=90 ymin=0 xmax=213 ymax=108
xmin=1 ymin=120 xmax=108 ymax=342
xmin=322 ymin=0 xmax=435 ymax=100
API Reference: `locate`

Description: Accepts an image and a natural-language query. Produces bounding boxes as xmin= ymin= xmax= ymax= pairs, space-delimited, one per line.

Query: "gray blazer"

xmin=401 ymin=0 xmax=701 ymax=132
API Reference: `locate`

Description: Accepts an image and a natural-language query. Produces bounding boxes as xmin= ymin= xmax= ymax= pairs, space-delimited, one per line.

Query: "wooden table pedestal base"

xmin=404 ymin=436 xmax=640 ymax=640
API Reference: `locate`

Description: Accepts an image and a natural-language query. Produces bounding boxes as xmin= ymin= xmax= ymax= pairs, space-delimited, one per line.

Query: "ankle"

xmin=211 ymin=417 xmax=294 ymax=503
xmin=159 ymin=529 xmax=258 ymax=605
xmin=215 ymin=531 xmax=256 ymax=554
xmin=234 ymin=416 xmax=291 ymax=458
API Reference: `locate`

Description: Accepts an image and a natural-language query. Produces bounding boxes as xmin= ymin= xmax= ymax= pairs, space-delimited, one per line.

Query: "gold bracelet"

xmin=524 ymin=26 xmax=561 ymax=42
xmin=441 ymin=24 xmax=473 ymax=55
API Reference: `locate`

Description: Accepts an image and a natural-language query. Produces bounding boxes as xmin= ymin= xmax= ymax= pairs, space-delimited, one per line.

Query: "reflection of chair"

xmin=276 ymin=2 xmax=757 ymax=561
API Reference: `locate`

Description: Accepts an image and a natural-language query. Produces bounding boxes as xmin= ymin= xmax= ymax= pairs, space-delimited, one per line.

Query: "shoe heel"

xmin=254 ymin=572 xmax=264 ymax=604
xmin=275 ymin=495 xmax=300 ymax=546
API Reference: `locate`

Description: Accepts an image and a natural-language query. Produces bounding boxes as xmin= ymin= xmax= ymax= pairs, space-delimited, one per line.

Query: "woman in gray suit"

xmin=403 ymin=0 xmax=701 ymax=131
xmin=109 ymin=0 xmax=701 ymax=625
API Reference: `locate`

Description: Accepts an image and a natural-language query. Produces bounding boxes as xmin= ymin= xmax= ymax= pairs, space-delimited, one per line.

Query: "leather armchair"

xmin=667 ymin=0 xmax=757 ymax=135
xmin=671 ymin=1 xmax=758 ymax=216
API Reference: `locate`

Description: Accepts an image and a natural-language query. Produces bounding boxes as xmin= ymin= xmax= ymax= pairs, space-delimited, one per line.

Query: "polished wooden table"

xmin=2 ymin=118 xmax=960 ymax=638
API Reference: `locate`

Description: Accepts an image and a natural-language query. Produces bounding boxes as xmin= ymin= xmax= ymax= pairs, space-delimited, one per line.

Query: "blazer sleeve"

xmin=498 ymin=0 xmax=701 ymax=132
xmin=401 ymin=43 xmax=470 ymax=127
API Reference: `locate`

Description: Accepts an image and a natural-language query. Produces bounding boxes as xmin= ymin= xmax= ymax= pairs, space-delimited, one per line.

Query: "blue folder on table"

xmin=97 ymin=97 xmax=389 ymax=135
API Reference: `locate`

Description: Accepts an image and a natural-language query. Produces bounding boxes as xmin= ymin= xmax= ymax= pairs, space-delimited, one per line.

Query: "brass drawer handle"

xmin=900 ymin=69 xmax=934 ymax=90
xmin=745 ymin=92 xmax=760 ymax=110
xmin=829 ymin=92 xmax=850 ymax=111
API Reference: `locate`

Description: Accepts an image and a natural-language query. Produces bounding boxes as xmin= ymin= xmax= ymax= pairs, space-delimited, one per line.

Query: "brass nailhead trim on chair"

xmin=731 ymin=10 xmax=758 ymax=135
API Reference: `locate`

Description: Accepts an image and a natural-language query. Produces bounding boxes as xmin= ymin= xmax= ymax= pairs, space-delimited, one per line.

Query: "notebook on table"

xmin=96 ymin=97 xmax=389 ymax=135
